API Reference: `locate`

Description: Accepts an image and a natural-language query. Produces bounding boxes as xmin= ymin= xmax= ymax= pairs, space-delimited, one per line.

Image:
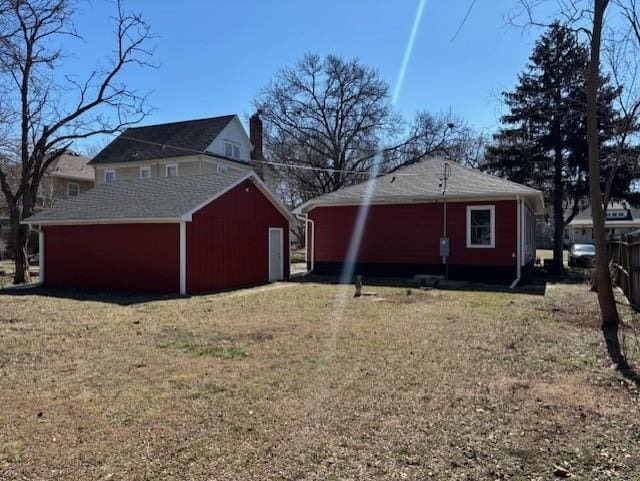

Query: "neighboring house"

xmin=40 ymin=151 xmax=94 ymax=206
xmin=565 ymin=202 xmax=640 ymax=244
xmin=24 ymin=171 xmax=294 ymax=295
xmin=295 ymin=157 xmax=545 ymax=285
xmin=90 ymin=114 xmax=264 ymax=184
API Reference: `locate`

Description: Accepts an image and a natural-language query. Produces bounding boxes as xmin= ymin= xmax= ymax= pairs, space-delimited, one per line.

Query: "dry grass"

xmin=1 ymin=281 xmax=639 ymax=480
xmin=0 ymin=260 xmax=14 ymax=288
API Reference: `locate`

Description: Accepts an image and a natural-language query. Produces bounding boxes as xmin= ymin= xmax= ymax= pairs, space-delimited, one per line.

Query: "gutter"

xmin=296 ymin=213 xmax=314 ymax=272
xmin=510 ymin=195 xmax=522 ymax=289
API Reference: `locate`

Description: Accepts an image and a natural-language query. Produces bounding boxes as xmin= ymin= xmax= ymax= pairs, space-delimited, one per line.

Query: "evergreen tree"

xmin=486 ymin=22 xmax=625 ymax=274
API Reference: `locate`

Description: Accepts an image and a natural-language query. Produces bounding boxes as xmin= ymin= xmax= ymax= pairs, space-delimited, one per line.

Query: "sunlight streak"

xmin=393 ymin=0 xmax=427 ymax=104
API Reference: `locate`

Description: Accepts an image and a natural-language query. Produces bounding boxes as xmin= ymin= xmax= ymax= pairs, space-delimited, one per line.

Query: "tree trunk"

xmin=587 ymin=0 xmax=626 ymax=368
xmin=10 ymin=220 xmax=30 ymax=284
xmin=551 ymin=148 xmax=565 ymax=275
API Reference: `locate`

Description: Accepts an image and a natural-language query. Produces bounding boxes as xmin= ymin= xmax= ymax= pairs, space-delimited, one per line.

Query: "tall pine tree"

xmin=486 ymin=22 xmax=622 ymax=274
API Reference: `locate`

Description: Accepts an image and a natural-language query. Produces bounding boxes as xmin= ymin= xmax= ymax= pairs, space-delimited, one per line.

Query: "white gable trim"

xmin=180 ymin=172 xmax=296 ymax=225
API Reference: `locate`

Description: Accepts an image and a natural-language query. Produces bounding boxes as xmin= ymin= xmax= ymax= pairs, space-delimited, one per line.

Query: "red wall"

xmin=308 ymin=200 xmax=517 ymax=267
xmin=44 ymin=223 xmax=180 ymax=293
xmin=186 ymin=180 xmax=290 ymax=293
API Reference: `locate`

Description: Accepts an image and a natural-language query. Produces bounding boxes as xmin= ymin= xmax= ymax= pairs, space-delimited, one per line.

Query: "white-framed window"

xmin=165 ymin=164 xmax=178 ymax=177
xmin=224 ymin=141 xmax=240 ymax=160
xmin=104 ymin=169 xmax=116 ymax=183
xmin=67 ymin=182 xmax=79 ymax=197
xmin=216 ymin=164 xmax=228 ymax=173
xmin=466 ymin=205 xmax=495 ymax=248
xmin=140 ymin=165 xmax=151 ymax=179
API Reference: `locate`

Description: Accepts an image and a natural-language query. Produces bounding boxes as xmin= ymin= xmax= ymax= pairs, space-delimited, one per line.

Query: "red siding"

xmin=186 ymin=180 xmax=290 ymax=293
xmin=308 ymin=200 xmax=517 ymax=267
xmin=44 ymin=223 xmax=179 ymax=293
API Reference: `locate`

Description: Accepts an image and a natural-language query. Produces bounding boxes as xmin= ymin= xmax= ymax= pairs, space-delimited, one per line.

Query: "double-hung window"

xmin=67 ymin=182 xmax=79 ymax=197
xmin=140 ymin=165 xmax=151 ymax=179
xmin=165 ymin=164 xmax=178 ymax=177
xmin=467 ymin=205 xmax=495 ymax=248
xmin=104 ymin=170 xmax=116 ymax=183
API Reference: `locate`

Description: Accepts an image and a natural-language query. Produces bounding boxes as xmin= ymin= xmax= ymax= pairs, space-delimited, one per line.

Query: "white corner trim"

xmin=39 ymin=229 xmax=45 ymax=285
xmin=466 ymin=205 xmax=496 ymax=248
xmin=179 ymin=221 xmax=186 ymax=295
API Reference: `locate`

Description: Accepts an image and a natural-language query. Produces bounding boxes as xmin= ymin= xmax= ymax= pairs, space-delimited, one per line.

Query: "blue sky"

xmin=61 ymin=0 xmax=561 ymax=146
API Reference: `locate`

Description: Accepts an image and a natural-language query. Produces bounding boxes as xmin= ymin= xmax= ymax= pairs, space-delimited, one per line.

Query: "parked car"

xmin=568 ymin=243 xmax=596 ymax=268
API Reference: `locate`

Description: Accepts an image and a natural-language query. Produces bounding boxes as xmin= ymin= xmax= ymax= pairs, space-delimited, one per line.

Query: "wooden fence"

xmin=609 ymin=232 xmax=640 ymax=311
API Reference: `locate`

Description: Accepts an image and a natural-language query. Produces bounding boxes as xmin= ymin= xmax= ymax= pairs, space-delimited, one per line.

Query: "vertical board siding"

xmin=308 ymin=200 xmax=517 ymax=267
xmin=186 ymin=180 xmax=290 ymax=293
xmin=44 ymin=223 xmax=180 ymax=292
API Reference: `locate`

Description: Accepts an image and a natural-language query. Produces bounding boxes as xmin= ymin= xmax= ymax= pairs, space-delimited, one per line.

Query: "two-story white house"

xmin=90 ymin=113 xmax=264 ymax=184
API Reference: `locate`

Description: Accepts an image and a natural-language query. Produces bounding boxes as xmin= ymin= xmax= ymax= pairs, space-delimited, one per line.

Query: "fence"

xmin=609 ymin=231 xmax=640 ymax=311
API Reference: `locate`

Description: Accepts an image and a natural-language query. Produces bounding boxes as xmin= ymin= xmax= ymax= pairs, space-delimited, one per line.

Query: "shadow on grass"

xmin=291 ymin=272 xmax=548 ymax=296
xmin=0 ymin=284 xmax=181 ymax=306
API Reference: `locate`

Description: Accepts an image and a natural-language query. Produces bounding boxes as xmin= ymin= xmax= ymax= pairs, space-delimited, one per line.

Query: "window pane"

xmin=140 ymin=167 xmax=150 ymax=178
xmin=225 ymin=143 xmax=233 ymax=157
xmin=167 ymin=165 xmax=177 ymax=177
xmin=233 ymin=145 xmax=240 ymax=159
xmin=105 ymin=171 xmax=115 ymax=183
xmin=470 ymin=209 xmax=492 ymax=245
xmin=68 ymin=183 xmax=79 ymax=196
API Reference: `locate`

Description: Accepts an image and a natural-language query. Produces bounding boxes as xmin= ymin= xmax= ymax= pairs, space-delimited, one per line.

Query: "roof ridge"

xmin=125 ymin=114 xmax=236 ymax=131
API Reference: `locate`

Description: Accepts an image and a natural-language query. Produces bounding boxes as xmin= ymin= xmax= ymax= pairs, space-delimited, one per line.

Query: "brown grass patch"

xmin=0 ymin=281 xmax=639 ymax=480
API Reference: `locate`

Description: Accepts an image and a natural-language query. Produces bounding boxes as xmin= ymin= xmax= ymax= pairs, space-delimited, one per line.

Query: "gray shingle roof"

xmin=25 ymin=171 xmax=252 ymax=224
xmin=90 ymin=115 xmax=241 ymax=165
xmin=298 ymin=157 xmax=544 ymax=213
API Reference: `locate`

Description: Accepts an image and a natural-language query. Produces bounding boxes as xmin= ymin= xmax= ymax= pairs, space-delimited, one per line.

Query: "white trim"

xmin=297 ymin=193 xmax=545 ymax=216
xmin=268 ymin=227 xmax=284 ymax=281
xmin=180 ymin=172 xmax=296 ymax=225
xmin=38 ymin=229 xmax=45 ymax=285
xmin=104 ymin=169 xmax=116 ymax=183
xmin=165 ymin=163 xmax=178 ymax=177
xmin=466 ymin=205 xmax=495 ymax=248
xmin=22 ymin=217 xmax=182 ymax=226
xmin=66 ymin=182 xmax=80 ymax=197
xmin=139 ymin=165 xmax=151 ymax=179
xmin=179 ymin=221 xmax=186 ymax=295
xmin=511 ymin=197 xmax=523 ymax=289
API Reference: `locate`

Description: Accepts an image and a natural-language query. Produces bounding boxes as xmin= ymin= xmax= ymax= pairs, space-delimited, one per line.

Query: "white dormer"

xmin=205 ymin=116 xmax=252 ymax=162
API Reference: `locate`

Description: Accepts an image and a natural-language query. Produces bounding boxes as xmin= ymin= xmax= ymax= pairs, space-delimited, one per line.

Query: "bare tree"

xmin=511 ymin=0 xmax=640 ymax=368
xmin=0 ymin=0 xmax=155 ymax=284
xmin=255 ymin=54 xmax=482 ymax=214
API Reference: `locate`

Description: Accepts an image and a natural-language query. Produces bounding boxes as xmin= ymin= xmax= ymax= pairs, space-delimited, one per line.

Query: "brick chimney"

xmin=249 ymin=110 xmax=263 ymax=160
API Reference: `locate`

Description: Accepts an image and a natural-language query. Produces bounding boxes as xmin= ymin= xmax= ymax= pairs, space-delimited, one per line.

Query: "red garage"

xmin=25 ymin=172 xmax=294 ymax=295
xmin=295 ymin=158 xmax=544 ymax=285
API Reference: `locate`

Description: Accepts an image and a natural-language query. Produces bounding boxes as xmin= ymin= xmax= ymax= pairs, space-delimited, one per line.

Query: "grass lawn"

xmin=1 ymin=281 xmax=639 ymax=480
xmin=0 ymin=260 xmax=14 ymax=288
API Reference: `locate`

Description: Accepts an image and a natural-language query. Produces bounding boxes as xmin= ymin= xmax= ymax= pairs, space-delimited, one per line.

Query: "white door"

xmin=269 ymin=228 xmax=283 ymax=281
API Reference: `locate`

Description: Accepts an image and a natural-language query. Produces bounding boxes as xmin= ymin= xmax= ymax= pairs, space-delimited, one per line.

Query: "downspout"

xmin=179 ymin=221 xmax=186 ymax=295
xmin=510 ymin=196 xmax=522 ymax=289
xmin=296 ymin=213 xmax=314 ymax=272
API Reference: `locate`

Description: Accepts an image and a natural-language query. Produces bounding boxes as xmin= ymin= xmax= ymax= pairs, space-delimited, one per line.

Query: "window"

xmin=216 ymin=164 xmax=228 ymax=173
xmin=104 ymin=170 xmax=116 ymax=183
xmin=165 ymin=164 xmax=178 ymax=177
xmin=466 ymin=205 xmax=495 ymax=248
xmin=67 ymin=182 xmax=79 ymax=197
xmin=140 ymin=165 xmax=151 ymax=179
xmin=224 ymin=142 xmax=240 ymax=159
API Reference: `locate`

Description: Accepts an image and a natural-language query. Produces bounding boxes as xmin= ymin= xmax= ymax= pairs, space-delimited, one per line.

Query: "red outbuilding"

xmin=295 ymin=157 xmax=544 ymax=286
xmin=25 ymin=172 xmax=294 ymax=295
